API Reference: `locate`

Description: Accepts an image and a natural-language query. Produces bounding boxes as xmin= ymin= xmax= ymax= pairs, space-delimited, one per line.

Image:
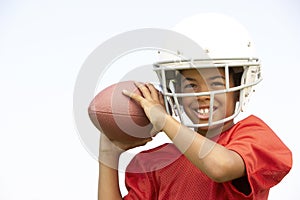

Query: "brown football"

xmin=88 ymin=81 xmax=153 ymax=143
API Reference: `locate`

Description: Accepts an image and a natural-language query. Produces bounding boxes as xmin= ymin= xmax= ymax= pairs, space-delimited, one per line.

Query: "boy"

xmin=98 ymin=13 xmax=292 ymax=199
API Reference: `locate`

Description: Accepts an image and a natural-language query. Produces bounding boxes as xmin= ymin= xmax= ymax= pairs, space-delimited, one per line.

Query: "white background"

xmin=1 ymin=0 xmax=299 ymax=199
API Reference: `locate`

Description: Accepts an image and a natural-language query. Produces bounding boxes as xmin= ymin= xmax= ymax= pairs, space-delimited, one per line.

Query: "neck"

xmin=197 ymin=121 xmax=235 ymax=139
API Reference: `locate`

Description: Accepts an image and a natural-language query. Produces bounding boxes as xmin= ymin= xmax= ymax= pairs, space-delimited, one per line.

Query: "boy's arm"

xmin=98 ymin=134 xmax=123 ymax=200
xmin=98 ymin=134 xmax=152 ymax=200
xmin=123 ymin=82 xmax=245 ymax=183
xmin=162 ymin=115 xmax=245 ymax=183
xmin=98 ymin=161 xmax=122 ymax=200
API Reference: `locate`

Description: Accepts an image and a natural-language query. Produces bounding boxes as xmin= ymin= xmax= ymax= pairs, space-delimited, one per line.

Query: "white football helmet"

xmin=153 ymin=13 xmax=262 ymax=128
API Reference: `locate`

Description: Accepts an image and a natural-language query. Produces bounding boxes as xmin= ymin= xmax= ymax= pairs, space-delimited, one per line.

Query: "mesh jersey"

xmin=123 ymin=115 xmax=292 ymax=200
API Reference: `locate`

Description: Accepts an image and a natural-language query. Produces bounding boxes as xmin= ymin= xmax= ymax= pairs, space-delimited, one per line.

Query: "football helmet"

xmin=153 ymin=13 xmax=262 ymax=128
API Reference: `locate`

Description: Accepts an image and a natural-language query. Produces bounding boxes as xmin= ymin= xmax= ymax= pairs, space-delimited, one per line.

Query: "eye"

xmin=183 ymin=83 xmax=198 ymax=92
xmin=184 ymin=83 xmax=196 ymax=88
xmin=210 ymin=81 xmax=226 ymax=89
xmin=208 ymin=75 xmax=226 ymax=90
xmin=211 ymin=82 xmax=225 ymax=86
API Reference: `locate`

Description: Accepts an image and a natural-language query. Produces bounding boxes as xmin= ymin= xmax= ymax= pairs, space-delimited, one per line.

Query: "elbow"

xmin=208 ymin=169 xmax=229 ymax=183
xmin=207 ymin=158 xmax=242 ymax=183
xmin=210 ymin=174 xmax=229 ymax=183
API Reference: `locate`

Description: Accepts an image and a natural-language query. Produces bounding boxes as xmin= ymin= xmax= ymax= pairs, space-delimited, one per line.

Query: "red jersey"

xmin=123 ymin=115 xmax=292 ymax=200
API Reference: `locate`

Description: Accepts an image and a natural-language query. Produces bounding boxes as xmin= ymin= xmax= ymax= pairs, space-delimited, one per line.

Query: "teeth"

xmin=198 ymin=108 xmax=209 ymax=115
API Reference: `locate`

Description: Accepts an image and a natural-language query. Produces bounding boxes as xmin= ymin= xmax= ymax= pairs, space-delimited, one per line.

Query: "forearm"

xmin=162 ymin=115 xmax=245 ymax=182
xmin=98 ymin=135 xmax=124 ymax=200
xmin=98 ymin=161 xmax=123 ymax=200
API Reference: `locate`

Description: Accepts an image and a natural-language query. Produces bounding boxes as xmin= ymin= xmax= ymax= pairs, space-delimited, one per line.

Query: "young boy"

xmin=98 ymin=13 xmax=292 ymax=199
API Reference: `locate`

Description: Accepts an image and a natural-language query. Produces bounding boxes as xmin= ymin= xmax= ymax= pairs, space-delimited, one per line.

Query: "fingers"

xmin=134 ymin=82 xmax=160 ymax=102
xmin=123 ymin=82 xmax=162 ymax=103
xmin=145 ymin=83 xmax=160 ymax=101
xmin=134 ymin=82 xmax=152 ymax=99
xmin=122 ymin=89 xmax=144 ymax=103
xmin=112 ymin=137 xmax=153 ymax=151
xmin=158 ymin=91 xmax=165 ymax=105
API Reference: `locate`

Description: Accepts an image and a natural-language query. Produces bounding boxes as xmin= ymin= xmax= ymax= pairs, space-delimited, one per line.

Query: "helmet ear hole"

xmin=231 ymin=67 xmax=243 ymax=103
xmin=232 ymin=67 xmax=244 ymax=87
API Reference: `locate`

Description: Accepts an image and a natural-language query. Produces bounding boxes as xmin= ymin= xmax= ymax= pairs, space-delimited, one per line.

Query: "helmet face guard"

xmin=153 ymin=58 xmax=262 ymax=128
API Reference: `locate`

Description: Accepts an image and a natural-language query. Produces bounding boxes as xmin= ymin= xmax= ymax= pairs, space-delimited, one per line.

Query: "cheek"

xmin=216 ymin=93 xmax=235 ymax=109
xmin=224 ymin=93 xmax=237 ymax=112
xmin=181 ymin=97 xmax=194 ymax=107
xmin=181 ymin=97 xmax=194 ymax=114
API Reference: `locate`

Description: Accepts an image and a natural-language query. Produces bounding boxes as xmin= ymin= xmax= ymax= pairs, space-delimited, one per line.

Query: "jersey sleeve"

xmin=123 ymin=170 xmax=156 ymax=200
xmin=224 ymin=116 xmax=292 ymax=196
xmin=123 ymin=143 xmax=178 ymax=199
xmin=123 ymin=145 xmax=166 ymax=200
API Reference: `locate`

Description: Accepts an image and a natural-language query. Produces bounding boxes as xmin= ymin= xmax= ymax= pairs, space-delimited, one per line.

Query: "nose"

xmin=195 ymin=83 xmax=210 ymax=99
xmin=196 ymin=93 xmax=210 ymax=102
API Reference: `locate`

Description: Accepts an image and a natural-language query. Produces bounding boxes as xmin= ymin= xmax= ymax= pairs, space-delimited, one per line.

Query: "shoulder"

xmin=220 ymin=115 xmax=292 ymax=189
xmin=220 ymin=115 xmax=291 ymax=153
xmin=221 ymin=115 xmax=278 ymax=141
xmin=234 ymin=115 xmax=270 ymax=129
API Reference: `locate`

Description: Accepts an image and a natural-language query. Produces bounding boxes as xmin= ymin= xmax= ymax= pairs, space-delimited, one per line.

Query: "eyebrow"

xmin=182 ymin=76 xmax=225 ymax=82
xmin=209 ymin=75 xmax=226 ymax=81
xmin=182 ymin=77 xmax=196 ymax=82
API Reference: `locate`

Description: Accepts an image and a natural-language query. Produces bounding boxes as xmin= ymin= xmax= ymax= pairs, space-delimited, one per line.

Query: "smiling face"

xmin=179 ymin=68 xmax=238 ymax=135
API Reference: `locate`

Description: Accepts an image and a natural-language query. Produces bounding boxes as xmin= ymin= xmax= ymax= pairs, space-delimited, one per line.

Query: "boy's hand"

xmin=99 ymin=133 xmax=152 ymax=168
xmin=100 ymin=133 xmax=152 ymax=152
xmin=122 ymin=82 xmax=168 ymax=136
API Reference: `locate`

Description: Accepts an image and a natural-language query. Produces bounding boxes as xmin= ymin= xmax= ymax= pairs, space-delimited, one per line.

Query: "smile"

xmin=193 ymin=107 xmax=216 ymax=120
